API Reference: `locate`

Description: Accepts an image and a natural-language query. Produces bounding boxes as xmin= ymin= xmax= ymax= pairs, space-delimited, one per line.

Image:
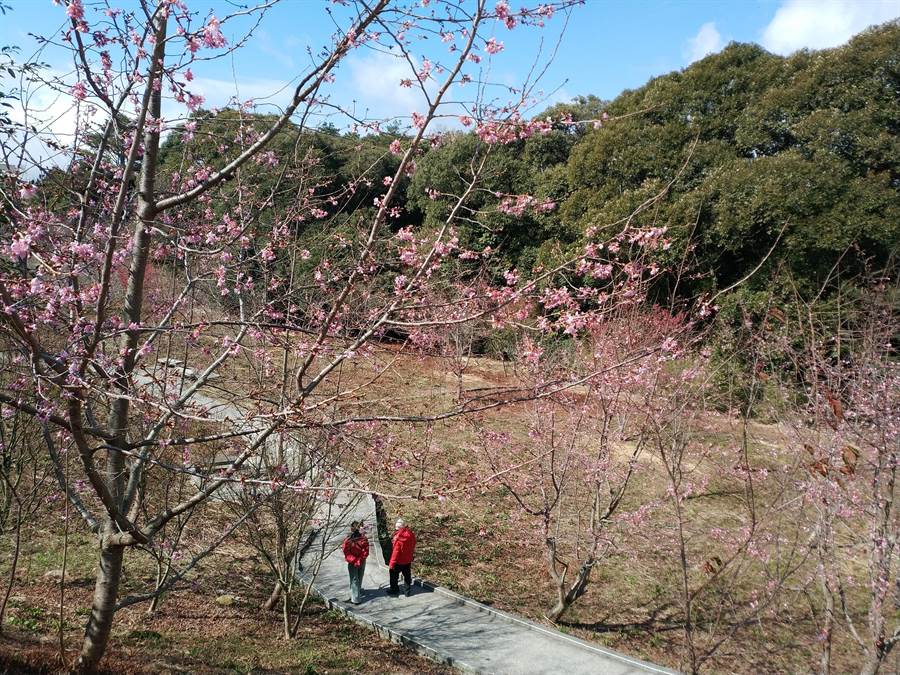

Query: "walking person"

xmin=387 ymin=518 xmax=416 ymax=596
xmin=342 ymin=521 xmax=369 ymax=604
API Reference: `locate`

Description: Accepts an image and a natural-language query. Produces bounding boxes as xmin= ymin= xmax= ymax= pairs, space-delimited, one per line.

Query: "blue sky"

xmin=2 ymin=0 xmax=900 ymax=136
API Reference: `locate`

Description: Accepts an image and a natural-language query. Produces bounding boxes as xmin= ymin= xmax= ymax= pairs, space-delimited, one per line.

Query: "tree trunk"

xmin=546 ymin=597 xmax=567 ymax=623
xmin=75 ymin=12 xmax=168 ymax=671
xmin=0 ymin=502 xmax=22 ymax=634
xmin=75 ymin=531 xmax=124 ymax=672
xmin=859 ymin=656 xmax=882 ymax=675
xmin=545 ymin=558 xmax=593 ymax=623
xmin=263 ymin=580 xmax=282 ymax=611
xmin=281 ymin=580 xmax=292 ymax=640
xmin=148 ymin=559 xmax=169 ymax=614
xmin=817 ymin=558 xmax=834 ymax=675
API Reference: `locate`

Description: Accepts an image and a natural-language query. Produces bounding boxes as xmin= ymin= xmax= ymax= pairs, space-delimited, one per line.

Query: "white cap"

xmin=395 ymin=518 xmax=405 ymax=529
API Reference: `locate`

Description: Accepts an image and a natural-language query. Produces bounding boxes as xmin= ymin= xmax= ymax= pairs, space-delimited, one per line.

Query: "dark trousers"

xmin=389 ymin=563 xmax=412 ymax=592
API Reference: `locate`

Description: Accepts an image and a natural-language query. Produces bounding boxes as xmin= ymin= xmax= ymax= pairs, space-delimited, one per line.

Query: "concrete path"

xmin=297 ymin=487 xmax=675 ymax=675
xmin=138 ymin=364 xmax=674 ymax=674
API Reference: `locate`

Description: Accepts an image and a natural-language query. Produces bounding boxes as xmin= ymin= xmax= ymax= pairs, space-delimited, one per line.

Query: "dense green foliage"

xmin=563 ymin=23 xmax=899 ymax=301
xmin=408 ymin=128 xmax=579 ymax=275
xmin=390 ymin=24 xmax=900 ymax=304
xmin=91 ymin=22 xmax=900 ymax=307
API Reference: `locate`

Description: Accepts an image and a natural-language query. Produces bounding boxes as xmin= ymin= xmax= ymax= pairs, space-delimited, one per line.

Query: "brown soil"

xmin=1 ymin=555 xmax=450 ymax=675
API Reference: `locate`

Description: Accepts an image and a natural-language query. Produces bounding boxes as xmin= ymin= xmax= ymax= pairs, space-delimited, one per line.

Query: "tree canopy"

xmin=563 ymin=23 xmax=900 ymax=300
xmin=147 ymin=24 xmax=899 ymax=305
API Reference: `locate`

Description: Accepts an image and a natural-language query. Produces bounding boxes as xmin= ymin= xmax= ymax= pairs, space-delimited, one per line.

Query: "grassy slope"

xmin=327 ymin=349 xmax=885 ymax=674
xmin=0 ymin=525 xmax=450 ymax=674
xmin=5 ymin=338 xmax=893 ymax=674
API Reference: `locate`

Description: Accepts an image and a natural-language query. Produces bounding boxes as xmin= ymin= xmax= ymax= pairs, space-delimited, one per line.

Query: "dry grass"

xmin=11 ymin=313 xmax=887 ymax=674
xmin=0 ymin=521 xmax=451 ymax=674
xmin=304 ymin=352 xmax=885 ymax=674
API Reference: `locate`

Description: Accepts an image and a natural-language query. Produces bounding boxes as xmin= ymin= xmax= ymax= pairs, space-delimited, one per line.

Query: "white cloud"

xmin=685 ymin=22 xmax=725 ymax=63
xmin=761 ymin=0 xmax=900 ymax=55
xmin=6 ymin=70 xmax=103 ymax=175
xmin=6 ymin=71 xmax=302 ymax=175
xmin=186 ymin=52 xmax=447 ymax=132
xmin=188 ymin=76 xmax=295 ymax=112
xmin=342 ymin=50 xmax=431 ymax=124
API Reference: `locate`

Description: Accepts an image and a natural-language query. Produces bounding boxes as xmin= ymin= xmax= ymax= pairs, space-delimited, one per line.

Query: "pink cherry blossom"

xmin=485 ymin=38 xmax=504 ymax=54
xmin=66 ymin=0 xmax=84 ymax=21
xmin=8 ymin=236 xmax=31 ymax=260
xmin=202 ymin=16 xmax=227 ymax=49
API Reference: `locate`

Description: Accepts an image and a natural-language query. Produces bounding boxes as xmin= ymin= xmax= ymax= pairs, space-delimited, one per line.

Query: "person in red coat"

xmin=387 ymin=518 xmax=416 ymax=596
xmin=341 ymin=521 xmax=369 ymax=604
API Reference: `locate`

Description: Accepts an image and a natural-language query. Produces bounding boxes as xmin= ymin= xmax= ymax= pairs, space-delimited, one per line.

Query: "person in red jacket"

xmin=387 ymin=518 xmax=416 ymax=596
xmin=341 ymin=521 xmax=369 ymax=604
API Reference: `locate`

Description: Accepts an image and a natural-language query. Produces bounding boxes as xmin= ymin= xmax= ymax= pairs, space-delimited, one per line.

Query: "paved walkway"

xmin=297 ymin=487 xmax=675 ymax=675
xmin=139 ymin=364 xmax=674 ymax=674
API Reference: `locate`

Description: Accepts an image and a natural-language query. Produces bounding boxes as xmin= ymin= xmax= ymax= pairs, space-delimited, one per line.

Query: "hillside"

xmin=143 ymin=22 xmax=900 ymax=308
xmin=3 ymin=6 xmax=898 ymax=675
xmin=561 ymin=22 xmax=900 ymax=302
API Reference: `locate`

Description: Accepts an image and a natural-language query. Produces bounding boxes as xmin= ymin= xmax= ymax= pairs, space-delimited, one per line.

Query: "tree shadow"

xmin=349 ymin=581 xmax=436 ymax=605
xmin=561 ymin=599 xmax=683 ymax=635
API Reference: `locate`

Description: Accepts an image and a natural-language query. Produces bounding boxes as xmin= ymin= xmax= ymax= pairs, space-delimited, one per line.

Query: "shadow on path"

xmin=298 ymin=489 xmax=678 ymax=675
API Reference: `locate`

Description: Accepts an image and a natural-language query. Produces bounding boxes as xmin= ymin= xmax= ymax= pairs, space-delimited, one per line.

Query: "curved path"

xmin=139 ymin=364 xmax=674 ymax=674
xmin=297 ymin=487 xmax=676 ymax=675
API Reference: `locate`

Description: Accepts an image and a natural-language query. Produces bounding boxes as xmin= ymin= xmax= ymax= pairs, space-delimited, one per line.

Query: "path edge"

xmin=309 ymin=587 xmax=481 ymax=674
xmin=368 ymin=491 xmax=678 ymax=675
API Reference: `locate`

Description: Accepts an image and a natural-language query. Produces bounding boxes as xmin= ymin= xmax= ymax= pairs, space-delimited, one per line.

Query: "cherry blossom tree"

xmin=765 ymin=275 xmax=900 ymax=675
xmin=473 ymin=224 xmax=690 ymax=622
xmin=646 ymin=360 xmax=809 ymax=674
xmin=0 ymin=0 xmax=595 ymax=669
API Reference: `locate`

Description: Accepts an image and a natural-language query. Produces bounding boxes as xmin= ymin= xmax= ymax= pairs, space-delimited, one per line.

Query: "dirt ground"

xmin=0 ymin=534 xmax=450 ymax=675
